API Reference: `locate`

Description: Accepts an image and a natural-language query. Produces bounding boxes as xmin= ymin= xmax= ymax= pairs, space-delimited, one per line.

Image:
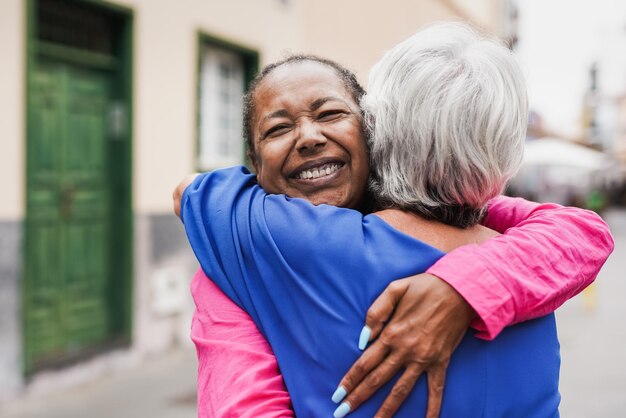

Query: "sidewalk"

xmin=556 ymin=209 xmax=626 ymax=418
xmin=2 ymin=349 xmax=197 ymax=418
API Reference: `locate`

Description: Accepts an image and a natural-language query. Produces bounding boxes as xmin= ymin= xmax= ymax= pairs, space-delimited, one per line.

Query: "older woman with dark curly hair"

xmin=176 ymin=23 xmax=613 ymax=418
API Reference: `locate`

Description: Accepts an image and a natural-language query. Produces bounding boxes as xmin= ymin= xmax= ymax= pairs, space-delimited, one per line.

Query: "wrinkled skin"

xmin=250 ymin=61 xmax=369 ymax=210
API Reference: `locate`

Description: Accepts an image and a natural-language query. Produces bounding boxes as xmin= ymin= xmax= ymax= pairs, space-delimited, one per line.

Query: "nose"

xmin=295 ymin=119 xmax=327 ymax=154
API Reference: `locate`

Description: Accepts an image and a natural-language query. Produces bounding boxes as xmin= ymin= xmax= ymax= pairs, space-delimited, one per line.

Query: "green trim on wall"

xmin=116 ymin=3 xmax=134 ymax=343
xmin=36 ymin=41 xmax=119 ymax=70
xmin=22 ymin=0 xmax=36 ymax=379
xmin=23 ymin=0 xmax=134 ymax=375
xmin=195 ymin=31 xmax=260 ymax=172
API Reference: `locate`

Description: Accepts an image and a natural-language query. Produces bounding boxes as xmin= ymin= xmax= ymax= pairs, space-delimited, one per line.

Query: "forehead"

xmin=253 ymin=61 xmax=355 ymax=113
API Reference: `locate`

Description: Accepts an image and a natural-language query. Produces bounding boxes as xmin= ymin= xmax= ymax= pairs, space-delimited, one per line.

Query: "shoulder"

xmin=374 ymin=209 xmax=499 ymax=253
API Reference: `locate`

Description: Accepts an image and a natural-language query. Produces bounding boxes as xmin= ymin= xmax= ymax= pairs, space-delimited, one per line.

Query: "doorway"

xmin=24 ymin=0 xmax=133 ymax=374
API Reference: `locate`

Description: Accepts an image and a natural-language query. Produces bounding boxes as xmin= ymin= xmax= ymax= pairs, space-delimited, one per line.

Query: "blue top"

xmin=181 ymin=166 xmax=560 ymax=418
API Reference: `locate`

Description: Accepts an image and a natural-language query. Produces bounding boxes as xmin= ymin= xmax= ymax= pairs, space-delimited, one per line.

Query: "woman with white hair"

xmin=179 ymin=23 xmax=610 ymax=417
xmin=364 ymin=24 xmax=528 ymax=229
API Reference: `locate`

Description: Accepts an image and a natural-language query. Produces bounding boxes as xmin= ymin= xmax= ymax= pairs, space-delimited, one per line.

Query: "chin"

xmin=310 ymin=193 xmax=349 ymax=208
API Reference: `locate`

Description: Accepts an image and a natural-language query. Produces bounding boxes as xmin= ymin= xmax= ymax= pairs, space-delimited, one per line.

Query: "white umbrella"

xmin=523 ymin=138 xmax=610 ymax=171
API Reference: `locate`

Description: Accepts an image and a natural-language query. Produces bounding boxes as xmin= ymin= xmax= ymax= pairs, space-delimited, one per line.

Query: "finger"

xmin=334 ymin=340 xmax=391 ymax=402
xmin=174 ymin=174 xmax=199 ymax=218
xmin=374 ymin=366 xmax=422 ymax=418
xmin=173 ymin=183 xmax=186 ymax=218
xmin=425 ymin=365 xmax=447 ymax=418
xmin=173 ymin=189 xmax=181 ymax=217
xmin=335 ymin=351 xmax=410 ymax=417
xmin=363 ymin=279 xmax=409 ymax=347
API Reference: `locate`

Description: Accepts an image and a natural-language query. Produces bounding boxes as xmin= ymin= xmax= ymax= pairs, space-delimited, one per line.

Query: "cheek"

xmin=347 ymin=136 xmax=369 ymax=174
xmin=258 ymin=141 xmax=288 ymax=168
xmin=351 ymin=148 xmax=370 ymax=191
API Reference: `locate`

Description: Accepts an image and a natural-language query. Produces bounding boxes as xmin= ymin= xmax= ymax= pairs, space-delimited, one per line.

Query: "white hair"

xmin=363 ymin=22 xmax=527 ymax=227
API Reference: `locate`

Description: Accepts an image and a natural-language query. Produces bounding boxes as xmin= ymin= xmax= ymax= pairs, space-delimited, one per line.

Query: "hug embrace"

xmin=174 ymin=22 xmax=614 ymax=418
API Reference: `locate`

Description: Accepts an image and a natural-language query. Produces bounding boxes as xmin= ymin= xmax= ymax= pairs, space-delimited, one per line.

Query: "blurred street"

xmin=558 ymin=208 xmax=626 ymax=417
xmin=1 ymin=349 xmax=197 ymax=418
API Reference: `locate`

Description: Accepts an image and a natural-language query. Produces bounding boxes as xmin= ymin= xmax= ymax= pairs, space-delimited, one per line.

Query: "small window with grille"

xmin=198 ymin=45 xmax=247 ymax=170
xmin=37 ymin=0 xmax=122 ymax=55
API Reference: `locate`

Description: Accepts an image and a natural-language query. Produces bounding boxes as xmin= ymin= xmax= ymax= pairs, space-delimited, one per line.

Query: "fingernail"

xmin=358 ymin=325 xmax=371 ymax=350
xmin=331 ymin=385 xmax=347 ymax=403
xmin=333 ymin=402 xmax=351 ymax=418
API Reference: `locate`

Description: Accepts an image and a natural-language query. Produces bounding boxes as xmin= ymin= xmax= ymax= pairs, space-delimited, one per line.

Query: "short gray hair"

xmin=364 ymin=22 xmax=527 ymax=227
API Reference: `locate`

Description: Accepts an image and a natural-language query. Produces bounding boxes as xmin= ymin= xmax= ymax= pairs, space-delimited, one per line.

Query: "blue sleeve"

xmin=180 ymin=166 xmax=441 ymax=336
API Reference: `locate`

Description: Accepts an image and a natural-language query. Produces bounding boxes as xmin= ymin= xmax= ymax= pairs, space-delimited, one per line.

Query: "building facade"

xmin=0 ymin=0 xmax=504 ymax=402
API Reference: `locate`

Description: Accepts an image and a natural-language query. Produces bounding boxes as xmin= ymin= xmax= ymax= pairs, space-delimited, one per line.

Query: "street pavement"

xmin=2 ymin=210 xmax=625 ymax=417
xmin=1 ymin=349 xmax=197 ymax=418
xmin=557 ymin=208 xmax=626 ymax=417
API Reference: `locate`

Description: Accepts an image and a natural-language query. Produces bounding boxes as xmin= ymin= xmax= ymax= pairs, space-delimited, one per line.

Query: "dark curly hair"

xmin=243 ymin=54 xmax=366 ymax=163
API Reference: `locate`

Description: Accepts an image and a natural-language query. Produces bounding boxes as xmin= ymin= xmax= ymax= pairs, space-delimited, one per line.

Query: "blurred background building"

xmin=0 ymin=0 xmax=624 ymax=416
xmin=507 ymin=0 xmax=626 ymax=209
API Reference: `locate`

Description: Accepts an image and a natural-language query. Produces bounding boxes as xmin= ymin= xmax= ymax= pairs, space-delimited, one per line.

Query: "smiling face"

xmin=250 ymin=61 xmax=370 ymax=209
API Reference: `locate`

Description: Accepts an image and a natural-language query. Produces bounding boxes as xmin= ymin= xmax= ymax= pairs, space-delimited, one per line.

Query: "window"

xmin=197 ymin=42 xmax=251 ymax=170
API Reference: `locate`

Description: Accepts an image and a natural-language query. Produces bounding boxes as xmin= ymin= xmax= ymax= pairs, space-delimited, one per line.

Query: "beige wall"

xmin=300 ymin=0 xmax=478 ymax=85
xmin=449 ymin=0 xmax=505 ymax=34
xmin=0 ymin=0 xmax=25 ymax=220
xmin=300 ymin=0 xmax=504 ymax=85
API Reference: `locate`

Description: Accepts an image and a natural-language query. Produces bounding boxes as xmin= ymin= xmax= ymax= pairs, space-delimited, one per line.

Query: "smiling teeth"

xmin=296 ymin=163 xmax=341 ymax=180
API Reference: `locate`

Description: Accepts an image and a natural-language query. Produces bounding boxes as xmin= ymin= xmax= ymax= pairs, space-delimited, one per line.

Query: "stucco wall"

xmin=300 ymin=0 xmax=503 ymax=85
xmin=0 ymin=0 xmax=24 ymax=398
xmin=133 ymin=214 xmax=197 ymax=355
xmin=0 ymin=221 xmax=23 ymax=401
xmin=0 ymin=0 xmax=25 ymax=220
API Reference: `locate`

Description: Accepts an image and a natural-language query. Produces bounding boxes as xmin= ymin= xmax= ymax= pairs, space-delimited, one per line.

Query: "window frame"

xmin=195 ymin=32 xmax=259 ymax=171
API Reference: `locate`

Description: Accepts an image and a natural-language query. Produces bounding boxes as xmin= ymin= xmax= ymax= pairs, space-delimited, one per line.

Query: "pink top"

xmin=191 ymin=196 xmax=614 ymax=417
xmin=191 ymin=271 xmax=294 ymax=417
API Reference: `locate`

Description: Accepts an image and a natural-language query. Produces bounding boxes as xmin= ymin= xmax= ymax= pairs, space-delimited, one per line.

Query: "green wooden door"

xmin=25 ymin=58 xmax=113 ymax=372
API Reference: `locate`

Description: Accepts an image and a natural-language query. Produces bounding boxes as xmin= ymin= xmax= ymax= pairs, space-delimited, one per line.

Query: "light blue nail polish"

xmin=331 ymin=385 xmax=347 ymax=403
xmin=333 ymin=402 xmax=351 ymax=418
xmin=358 ymin=325 xmax=371 ymax=350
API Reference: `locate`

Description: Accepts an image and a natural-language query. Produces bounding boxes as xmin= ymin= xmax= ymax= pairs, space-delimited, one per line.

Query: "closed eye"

xmin=318 ymin=110 xmax=346 ymax=122
xmin=265 ymin=124 xmax=293 ymax=138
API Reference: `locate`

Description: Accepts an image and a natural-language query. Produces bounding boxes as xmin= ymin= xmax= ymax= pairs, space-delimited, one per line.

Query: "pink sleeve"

xmin=426 ymin=195 xmax=614 ymax=340
xmin=191 ymin=269 xmax=294 ymax=418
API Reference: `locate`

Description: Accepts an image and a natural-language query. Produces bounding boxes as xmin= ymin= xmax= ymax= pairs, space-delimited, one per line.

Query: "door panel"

xmin=25 ymin=59 xmax=113 ymax=371
xmin=25 ymin=62 xmax=65 ymax=366
xmin=63 ymin=65 xmax=111 ymax=350
xmin=26 ymin=224 xmax=63 ymax=360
